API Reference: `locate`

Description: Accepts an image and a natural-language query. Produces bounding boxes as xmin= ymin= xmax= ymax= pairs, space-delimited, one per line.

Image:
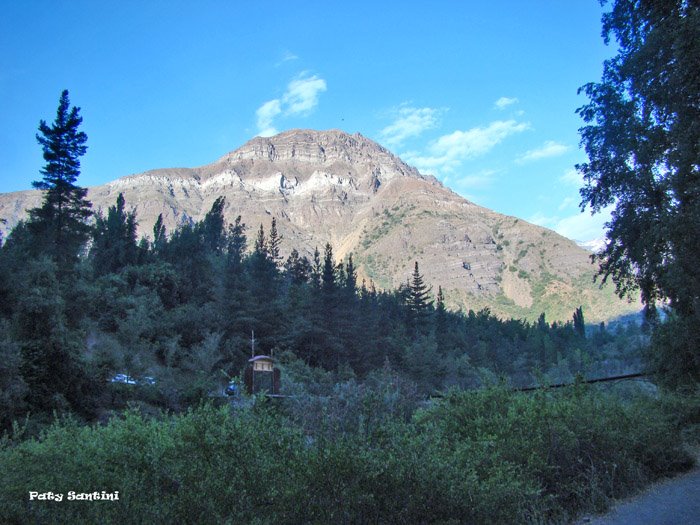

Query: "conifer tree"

xmin=227 ymin=216 xmax=246 ymax=269
xmin=199 ymin=196 xmax=226 ymax=253
xmin=435 ymin=286 xmax=447 ymax=338
xmin=284 ymin=248 xmax=311 ymax=285
xmin=91 ymin=193 xmax=138 ymax=275
xmin=311 ymin=246 xmax=322 ymax=287
xmin=407 ymin=262 xmax=433 ymax=314
xmin=405 ymin=262 xmax=433 ymax=338
xmin=322 ymin=243 xmax=336 ymax=294
xmin=16 ymin=257 xmax=93 ymax=413
xmin=345 ymin=254 xmax=357 ymax=293
xmin=268 ymin=217 xmax=282 ymax=266
xmin=152 ymin=214 xmax=167 ymax=254
xmin=572 ymin=306 xmax=585 ymax=338
xmin=254 ymin=224 xmax=268 ymax=258
xmin=28 ymin=90 xmax=92 ymax=272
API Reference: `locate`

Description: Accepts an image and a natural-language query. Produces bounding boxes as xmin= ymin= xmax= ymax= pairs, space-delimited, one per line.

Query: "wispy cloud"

xmin=454 ymin=169 xmax=498 ymax=190
xmin=554 ymin=208 xmax=611 ymax=243
xmin=557 ymin=196 xmax=576 ymax=211
xmin=560 ymin=168 xmax=582 ymax=186
xmin=403 ymin=120 xmax=530 ymax=177
xmin=379 ymin=105 xmax=441 ymax=147
xmin=528 ymin=212 xmax=560 ymax=228
xmin=527 ymin=206 xmax=612 ymax=243
xmin=255 ymin=73 xmax=327 ymax=136
xmin=281 ymin=50 xmax=298 ymax=62
xmin=517 ymin=140 xmax=569 ymax=163
xmin=283 ymin=75 xmax=327 ymax=114
xmin=256 ymin=100 xmax=282 ymax=137
xmin=495 ymin=96 xmax=518 ymax=110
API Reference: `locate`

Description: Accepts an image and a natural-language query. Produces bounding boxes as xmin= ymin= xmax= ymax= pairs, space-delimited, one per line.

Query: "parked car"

xmin=109 ymin=374 xmax=156 ymax=386
xmin=110 ymin=373 xmax=137 ymax=385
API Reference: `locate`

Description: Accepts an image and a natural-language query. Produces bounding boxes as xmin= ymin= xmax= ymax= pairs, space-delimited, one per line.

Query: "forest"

xmin=0 ymin=185 xmax=646 ymax=431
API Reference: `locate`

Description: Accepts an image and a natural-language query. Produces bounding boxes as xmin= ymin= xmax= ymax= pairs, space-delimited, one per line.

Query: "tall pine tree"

xmin=28 ymin=90 xmax=92 ymax=272
xmin=406 ymin=261 xmax=433 ymax=336
xmin=90 ymin=193 xmax=138 ymax=275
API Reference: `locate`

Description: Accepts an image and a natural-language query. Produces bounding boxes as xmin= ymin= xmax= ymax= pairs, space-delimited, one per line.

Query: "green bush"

xmin=0 ymin=388 xmax=694 ymax=524
xmin=415 ymin=386 xmax=694 ymax=521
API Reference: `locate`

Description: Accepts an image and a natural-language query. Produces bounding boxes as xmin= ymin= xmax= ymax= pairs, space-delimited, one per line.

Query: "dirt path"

xmin=580 ymin=465 xmax=700 ymax=525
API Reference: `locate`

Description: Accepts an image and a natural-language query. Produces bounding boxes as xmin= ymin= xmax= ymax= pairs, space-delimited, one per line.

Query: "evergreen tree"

xmin=572 ymin=306 xmax=585 ymax=338
xmin=15 ymin=257 xmax=94 ymax=413
xmin=199 ymin=196 xmax=227 ymax=253
xmin=254 ymin=224 xmax=268 ymax=258
xmin=152 ymin=214 xmax=167 ymax=254
xmin=28 ymin=90 xmax=92 ymax=272
xmin=91 ymin=193 xmax=138 ymax=275
xmin=345 ymin=254 xmax=357 ymax=294
xmin=226 ymin=216 xmax=246 ymax=269
xmin=247 ymin=223 xmax=282 ymax=352
xmin=322 ymin=243 xmax=336 ymax=294
xmin=284 ymin=248 xmax=312 ymax=285
xmin=406 ymin=262 xmax=433 ymax=335
xmin=311 ymin=246 xmax=322 ymax=288
xmin=268 ymin=217 xmax=282 ymax=267
xmin=435 ymin=285 xmax=447 ymax=345
xmin=223 ymin=216 xmax=251 ymax=349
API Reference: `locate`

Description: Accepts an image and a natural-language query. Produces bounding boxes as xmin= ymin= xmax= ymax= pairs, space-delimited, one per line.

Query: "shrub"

xmin=0 ymin=387 xmax=693 ymax=524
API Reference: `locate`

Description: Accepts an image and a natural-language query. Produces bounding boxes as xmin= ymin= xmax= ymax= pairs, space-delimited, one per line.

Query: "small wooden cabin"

xmin=244 ymin=355 xmax=281 ymax=395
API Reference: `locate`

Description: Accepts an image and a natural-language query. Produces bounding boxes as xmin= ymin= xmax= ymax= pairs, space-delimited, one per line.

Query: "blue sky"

xmin=0 ymin=1 xmax=614 ymax=243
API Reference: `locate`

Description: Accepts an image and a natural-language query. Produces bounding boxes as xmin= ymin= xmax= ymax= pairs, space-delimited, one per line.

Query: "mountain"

xmin=0 ymin=129 xmax=638 ymax=322
xmin=577 ymin=238 xmax=608 ymax=253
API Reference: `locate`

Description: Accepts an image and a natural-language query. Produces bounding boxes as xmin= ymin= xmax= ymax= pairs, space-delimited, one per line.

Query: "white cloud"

xmin=528 ymin=212 xmax=559 ymax=228
xmin=281 ymin=50 xmax=298 ymax=62
xmin=517 ymin=140 xmax=570 ymax=163
xmin=255 ymin=73 xmax=327 ymax=136
xmin=256 ymin=99 xmax=282 ymax=137
xmin=379 ymin=105 xmax=441 ymax=147
xmin=454 ymin=169 xmax=498 ymax=190
xmin=495 ymin=96 xmax=518 ymax=109
xmin=282 ymin=74 xmax=327 ymax=115
xmin=560 ymin=168 xmax=583 ymax=186
xmin=404 ymin=120 xmax=529 ymax=177
xmin=558 ymin=196 xmax=576 ymax=211
xmin=528 ymin=206 xmax=613 ymax=244
xmin=554 ymin=208 xmax=612 ymax=242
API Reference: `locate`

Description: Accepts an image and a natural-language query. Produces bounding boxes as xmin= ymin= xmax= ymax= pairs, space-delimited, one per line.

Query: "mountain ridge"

xmin=0 ymin=129 xmax=638 ymax=322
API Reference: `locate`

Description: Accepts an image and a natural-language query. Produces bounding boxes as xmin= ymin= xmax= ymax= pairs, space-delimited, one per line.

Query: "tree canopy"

xmin=577 ymin=0 xmax=699 ymax=387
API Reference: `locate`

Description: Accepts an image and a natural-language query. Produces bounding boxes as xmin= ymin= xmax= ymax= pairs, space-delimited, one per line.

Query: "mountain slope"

xmin=0 ymin=129 xmax=637 ymax=322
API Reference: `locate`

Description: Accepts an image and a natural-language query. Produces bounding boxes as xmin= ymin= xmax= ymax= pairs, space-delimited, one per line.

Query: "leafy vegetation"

xmin=577 ymin=0 xmax=700 ymax=388
xmin=0 ymin=385 xmax=694 ymax=524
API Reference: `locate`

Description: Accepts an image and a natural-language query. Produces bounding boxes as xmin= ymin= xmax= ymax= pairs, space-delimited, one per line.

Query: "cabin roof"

xmin=249 ymin=355 xmax=273 ymax=363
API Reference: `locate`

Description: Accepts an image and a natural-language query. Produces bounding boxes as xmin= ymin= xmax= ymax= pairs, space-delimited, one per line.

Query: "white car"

xmin=110 ymin=374 xmax=137 ymax=385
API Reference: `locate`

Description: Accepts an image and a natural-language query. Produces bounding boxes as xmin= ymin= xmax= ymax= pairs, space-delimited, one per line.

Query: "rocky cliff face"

xmin=0 ymin=129 xmax=637 ymax=322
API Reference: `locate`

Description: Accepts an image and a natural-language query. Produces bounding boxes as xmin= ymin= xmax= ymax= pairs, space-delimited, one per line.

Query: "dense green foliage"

xmin=577 ymin=0 xmax=700 ymax=387
xmin=0 ymin=187 xmax=650 ymax=430
xmin=0 ymin=386 xmax=694 ymax=524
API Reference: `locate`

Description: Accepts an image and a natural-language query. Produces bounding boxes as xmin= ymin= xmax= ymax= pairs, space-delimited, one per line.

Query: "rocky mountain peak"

xmin=217 ymin=129 xmax=425 ymax=181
